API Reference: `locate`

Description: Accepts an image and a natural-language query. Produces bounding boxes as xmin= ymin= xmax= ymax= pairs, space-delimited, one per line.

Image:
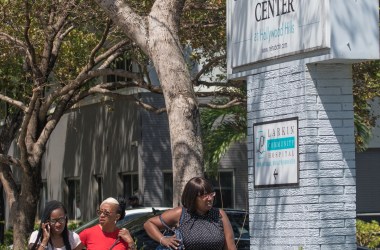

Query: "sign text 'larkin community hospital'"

xmin=254 ymin=118 xmax=299 ymax=187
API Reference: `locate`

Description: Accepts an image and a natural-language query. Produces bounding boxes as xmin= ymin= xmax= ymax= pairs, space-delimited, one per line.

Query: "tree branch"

xmin=0 ymin=163 xmax=18 ymax=207
xmin=94 ymin=88 xmax=167 ymax=114
xmin=93 ymin=40 xmax=129 ymax=68
xmin=17 ymin=87 xmax=41 ymax=164
xmin=34 ymin=91 xmax=73 ymax=163
xmin=0 ymin=93 xmax=28 ymax=111
xmin=88 ymin=18 xmax=113 ymax=69
xmin=40 ymin=1 xmax=74 ymax=74
xmin=23 ymin=0 xmax=39 ymax=77
xmin=192 ymin=55 xmax=225 ymax=84
xmin=96 ymin=80 xmax=162 ymax=94
xmin=95 ymin=0 xmax=149 ymax=54
xmin=199 ymin=99 xmax=244 ymax=109
xmin=0 ymin=154 xmax=21 ymax=168
xmin=41 ymin=40 xmax=129 ymax=116
xmin=0 ymin=32 xmax=26 ymax=49
xmin=98 ymin=48 xmax=125 ymax=70
xmin=194 ymin=80 xmax=245 ymax=88
xmin=183 ymin=2 xmax=225 ymax=11
xmin=70 ymin=85 xmax=167 ymax=114
xmin=48 ymin=25 xmax=75 ymax=74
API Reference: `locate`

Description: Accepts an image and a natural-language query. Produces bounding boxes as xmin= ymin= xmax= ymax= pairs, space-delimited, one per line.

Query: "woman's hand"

xmin=118 ymin=228 xmax=134 ymax=245
xmin=160 ymin=235 xmax=181 ymax=249
xmin=42 ymin=223 xmax=51 ymax=240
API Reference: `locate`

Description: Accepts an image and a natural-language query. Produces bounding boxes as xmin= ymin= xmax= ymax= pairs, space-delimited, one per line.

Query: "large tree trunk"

xmin=148 ymin=9 xmax=204 ymax=205
xmin=95 ymin=0 xmax=205 ymax=206
xmin=12 ymin=164 xmax=41 ymax=249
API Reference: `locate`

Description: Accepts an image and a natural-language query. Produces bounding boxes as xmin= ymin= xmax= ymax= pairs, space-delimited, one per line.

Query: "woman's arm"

xmin=73 ymin=243 xmax=84 ymax=250
xmin=143 ymin=207 xmax=182 ymax=249
xmin=220 ymin=209 xmax=237 ymax=250
xmin=71 ymin=231 xmax=84 ymax=250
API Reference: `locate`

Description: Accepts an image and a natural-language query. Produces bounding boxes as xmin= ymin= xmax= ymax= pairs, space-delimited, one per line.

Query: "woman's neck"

xmin=195 ymin=208 xmax=209 ymax=216
xmin=50 ymin=232 xmax=62 ymax=240
xmin=100 ymin=223 xmax=117 ymax=233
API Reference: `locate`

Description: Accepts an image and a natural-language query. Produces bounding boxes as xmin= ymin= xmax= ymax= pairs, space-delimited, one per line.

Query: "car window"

xmin=121 ymin=213 xmax=163 ymax=249
xmin=117 ymin=212 xmax=150 ymax=226
xmin=227 ymin=211 xmax=250 ymax=239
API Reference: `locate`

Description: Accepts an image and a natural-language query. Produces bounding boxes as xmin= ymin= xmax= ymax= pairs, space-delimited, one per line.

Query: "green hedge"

xmin=357 ymin=219 xmax=380 ymax=249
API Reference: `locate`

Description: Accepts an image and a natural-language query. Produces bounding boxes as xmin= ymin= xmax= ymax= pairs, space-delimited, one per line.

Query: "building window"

xmin=123 ymin=173 xmax=138 ymax=198
xmin=206 ymin=171 xmax=234 ymax=209
xmin=106 ymin=57 xmax=133 ymax=83
xmin=163 ymin=172 xmax=173 ymax=207
xmin=67 ymin=179 xmax=81 ymax=220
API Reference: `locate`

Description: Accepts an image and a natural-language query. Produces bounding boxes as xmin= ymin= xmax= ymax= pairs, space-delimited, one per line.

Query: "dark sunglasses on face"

xmin=48 ymin=217 xmax=67 ymax=225
xmin=97 ymin=209 xmax=113 ymax=217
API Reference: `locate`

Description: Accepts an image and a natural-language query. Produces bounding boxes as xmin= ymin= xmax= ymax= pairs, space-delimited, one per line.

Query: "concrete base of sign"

xmin=247 ymin=63 xmax=356 ymax=249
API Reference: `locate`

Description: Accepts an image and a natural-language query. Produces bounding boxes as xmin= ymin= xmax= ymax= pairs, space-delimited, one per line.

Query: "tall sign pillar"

xmin=227 ymin=1 xmax=379 ymax=249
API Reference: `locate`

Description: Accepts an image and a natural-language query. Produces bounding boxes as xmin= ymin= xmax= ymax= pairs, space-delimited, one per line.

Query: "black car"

xmin=118 ymin=208 xmax=250 ymax=250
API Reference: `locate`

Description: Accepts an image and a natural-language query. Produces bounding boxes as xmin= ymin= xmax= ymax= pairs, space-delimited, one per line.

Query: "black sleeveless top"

xmin=179 ymin=207 xmax=225 ymax=250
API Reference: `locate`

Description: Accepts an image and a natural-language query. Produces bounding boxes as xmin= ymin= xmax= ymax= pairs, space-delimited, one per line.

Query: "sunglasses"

xmin=198 ymin=192 xmax=216 ymax=200
xmin=97 ymin=209 xmax=113 ymax=217
xmin=48 ymin=217 xmax=66 ymax=225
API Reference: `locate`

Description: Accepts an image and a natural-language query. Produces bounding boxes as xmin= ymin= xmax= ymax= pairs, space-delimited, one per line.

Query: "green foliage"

xmin=67 ymin=221 xmax=82 ymax=231
xmin=357 ymin=219 xmax=380 ymax=248
xmin=353 ymin=60 xmax=380 ymax=152
xmin=201 ymin=93 xmax=247 ymax=176
xmin=3 ymin=230 xmax=12 ymax=246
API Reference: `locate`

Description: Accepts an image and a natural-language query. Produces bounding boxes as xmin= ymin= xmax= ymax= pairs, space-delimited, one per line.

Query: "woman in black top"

xmin=144 ymin=177 xmax=237 ymax=250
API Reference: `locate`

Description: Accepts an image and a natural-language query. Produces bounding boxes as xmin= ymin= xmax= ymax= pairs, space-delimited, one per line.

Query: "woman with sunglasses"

xmin=144 ymin=177 xmax=237 ymax=250
xmin=28 ymin=200 xmax=82 ymax=250
xmin=79 ymin=197 xmax=136 ymax=250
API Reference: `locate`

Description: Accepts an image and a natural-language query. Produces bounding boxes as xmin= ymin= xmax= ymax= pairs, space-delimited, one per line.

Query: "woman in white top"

xmin=28 ymin=200 xmax=82 ymax=250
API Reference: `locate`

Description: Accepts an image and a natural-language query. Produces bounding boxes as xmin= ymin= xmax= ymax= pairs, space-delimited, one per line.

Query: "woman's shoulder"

xmin=28 ymin=230 xmax=39 ymax=242
xmin=163 ymin=206 xmax=183 ymax=216
xmin=68 ymin=230 xmax=82 ymax=247
xmin=69 ymin=230 xmax=80 ymax=238
xmin=160 ymin=206 xmax=183 ymax=224
xmin=79 ymin=224 xmax=100 ymax=235
xmin=30 ymin=230 xmax=39 ymax=236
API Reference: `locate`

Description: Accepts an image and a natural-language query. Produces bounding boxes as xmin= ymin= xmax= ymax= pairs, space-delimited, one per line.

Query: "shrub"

xmin=357 ymin=219 xmax=380 ymax=249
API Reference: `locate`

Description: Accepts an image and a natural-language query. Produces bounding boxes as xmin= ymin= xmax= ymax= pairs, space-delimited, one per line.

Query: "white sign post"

xmin=227 ymin=0 xmax=379 ymax=249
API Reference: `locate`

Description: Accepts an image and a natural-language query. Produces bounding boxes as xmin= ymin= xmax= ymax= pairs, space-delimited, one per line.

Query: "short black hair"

xmin=117 ymin=196 xmax=126 ymax=220
xmin=128 ymin=195 xmax=138 ymax=200
xmin=181 ymin=177 xmax=214 ymax=213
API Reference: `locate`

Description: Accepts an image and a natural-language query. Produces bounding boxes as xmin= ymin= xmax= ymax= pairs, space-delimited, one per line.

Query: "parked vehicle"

xmin=120 ymin=208 xmax=250 ymax=250
xmin=75 ymin=207 xmax=249 ymax=249
xmin=74 ymin=207 xmax=168 ymax=234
